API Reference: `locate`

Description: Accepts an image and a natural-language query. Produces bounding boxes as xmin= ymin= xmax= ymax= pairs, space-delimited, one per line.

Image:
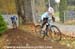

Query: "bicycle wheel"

xmin=35 ymin=25 xmax=46 ymax=38
xmin=50 ymin=25 xmax=61 ymax=41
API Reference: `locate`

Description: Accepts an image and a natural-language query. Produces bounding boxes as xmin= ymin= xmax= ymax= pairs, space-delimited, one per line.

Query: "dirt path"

xmin=53 ymin=23 xmax=75 ymax=37
xmin=0 ymin=29 xmax=69 ymax=49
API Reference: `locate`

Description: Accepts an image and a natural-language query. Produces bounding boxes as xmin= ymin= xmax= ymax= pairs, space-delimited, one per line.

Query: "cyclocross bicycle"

xmin=35 ymin=19 xmax=61 ymax=41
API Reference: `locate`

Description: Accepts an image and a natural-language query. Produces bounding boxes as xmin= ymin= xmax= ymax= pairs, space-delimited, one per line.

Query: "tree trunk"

xmin=15 ymin=0 xmax=33 ymax=24
xmin=15 ymin=0 xmax=26 ymax=24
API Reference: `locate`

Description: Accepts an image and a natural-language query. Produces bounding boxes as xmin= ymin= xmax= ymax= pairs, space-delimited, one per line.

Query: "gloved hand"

xmin=52 ymin=16 xmax=55 ymax=22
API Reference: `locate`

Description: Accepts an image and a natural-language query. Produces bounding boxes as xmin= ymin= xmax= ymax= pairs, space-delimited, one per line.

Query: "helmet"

xmin=48 ymin=7 xmax=54 ymax=14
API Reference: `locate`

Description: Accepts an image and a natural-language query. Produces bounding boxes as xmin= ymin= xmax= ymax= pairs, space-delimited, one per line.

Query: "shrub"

xmin=0 ymin=14 xmax=7 ymax=35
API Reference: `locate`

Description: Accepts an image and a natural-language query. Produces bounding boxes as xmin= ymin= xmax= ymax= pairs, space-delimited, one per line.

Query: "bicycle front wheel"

xmin=50 ymin=25 xmax=61 ymax=41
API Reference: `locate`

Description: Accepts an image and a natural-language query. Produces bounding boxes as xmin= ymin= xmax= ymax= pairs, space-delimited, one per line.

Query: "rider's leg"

xmin=44 ymin=19 xmax=49 ymax=37
xmin=45 ymin=24 xmax=49 ymax=37
xmin=14 ymin=21 xmax=17 ymax=28
xmin=12 ymin=20 xmax=14 ymax=28
xmin=12 ymin=20 xmax=17 ymax=29
xmin=41 ymin=21 xmax=46 ymax=28
xmin=41 ymin=18 xmax=47 ymax=28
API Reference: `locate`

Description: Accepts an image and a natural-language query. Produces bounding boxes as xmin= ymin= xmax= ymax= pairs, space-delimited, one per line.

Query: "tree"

xmin=0 ymin=14 xmax=7 ymax=35
xmin=15 ymin=0 xmax=33 ymax=24
xmin=0 ymin=0 xmax=16 ymax=14
xmin=59 ymin=0 xmax=67 ymax=23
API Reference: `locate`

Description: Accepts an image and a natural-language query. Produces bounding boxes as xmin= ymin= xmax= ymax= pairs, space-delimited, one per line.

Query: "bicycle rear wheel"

xmin=35 ymin=25 xmax=46 ymax=38
xmin=50 ymin=25 xmax=61 ymax=41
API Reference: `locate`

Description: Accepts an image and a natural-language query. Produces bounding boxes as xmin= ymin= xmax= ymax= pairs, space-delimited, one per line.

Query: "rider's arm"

xmin=52 ymin=13 xmax=55 ymax=22
xmin=51 ymin=8 xmax=55 ymax=22
xmin=48 ymin=7 xmax=55 ymax=22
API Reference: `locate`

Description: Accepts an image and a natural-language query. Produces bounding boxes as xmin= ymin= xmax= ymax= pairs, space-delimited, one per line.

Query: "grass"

xmin=64 ymin=20 xmax=75 ymax=25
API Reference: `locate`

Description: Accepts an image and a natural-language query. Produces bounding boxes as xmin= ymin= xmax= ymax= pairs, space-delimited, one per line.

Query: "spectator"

xmin=10 ymin=16 xmax=17 ymax=28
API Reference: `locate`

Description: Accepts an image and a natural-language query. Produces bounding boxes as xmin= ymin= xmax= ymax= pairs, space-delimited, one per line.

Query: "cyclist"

xmin=11 ymin=16 xmax=17 ymax=28
xmin=41 ymin=6 xmax=55 ymax=29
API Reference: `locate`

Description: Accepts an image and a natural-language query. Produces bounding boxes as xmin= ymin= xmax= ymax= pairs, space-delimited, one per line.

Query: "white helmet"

xmin=48 ymin=7 xmax=54 ymax=14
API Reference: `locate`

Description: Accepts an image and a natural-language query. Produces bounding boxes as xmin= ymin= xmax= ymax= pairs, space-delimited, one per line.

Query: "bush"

xmin=0 ymin=14 xmax=7 ymax=35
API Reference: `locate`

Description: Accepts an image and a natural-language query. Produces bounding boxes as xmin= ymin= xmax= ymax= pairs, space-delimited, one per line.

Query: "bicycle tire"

xmin=35 ymin=25 xmax=46 ymax=38
xmin=50 ymin=25 xmax=61 ymax=41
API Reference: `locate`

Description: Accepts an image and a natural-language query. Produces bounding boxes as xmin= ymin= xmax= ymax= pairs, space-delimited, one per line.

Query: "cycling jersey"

xmin=41 ymin=12 xmax=52 ymax=21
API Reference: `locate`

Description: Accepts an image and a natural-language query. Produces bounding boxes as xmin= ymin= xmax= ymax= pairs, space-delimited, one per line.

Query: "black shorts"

xmin=43 ymin=18 xmax=48 ymax=23
xmin=12 ymin=20 xmax=16 ymax=24
xmin=41 ymin=18 xmax=49 ymax=28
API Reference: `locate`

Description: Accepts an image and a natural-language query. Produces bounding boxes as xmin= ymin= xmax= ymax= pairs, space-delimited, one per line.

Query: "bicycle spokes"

xmin=50 ymin=26 xmax=61 ymax=41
